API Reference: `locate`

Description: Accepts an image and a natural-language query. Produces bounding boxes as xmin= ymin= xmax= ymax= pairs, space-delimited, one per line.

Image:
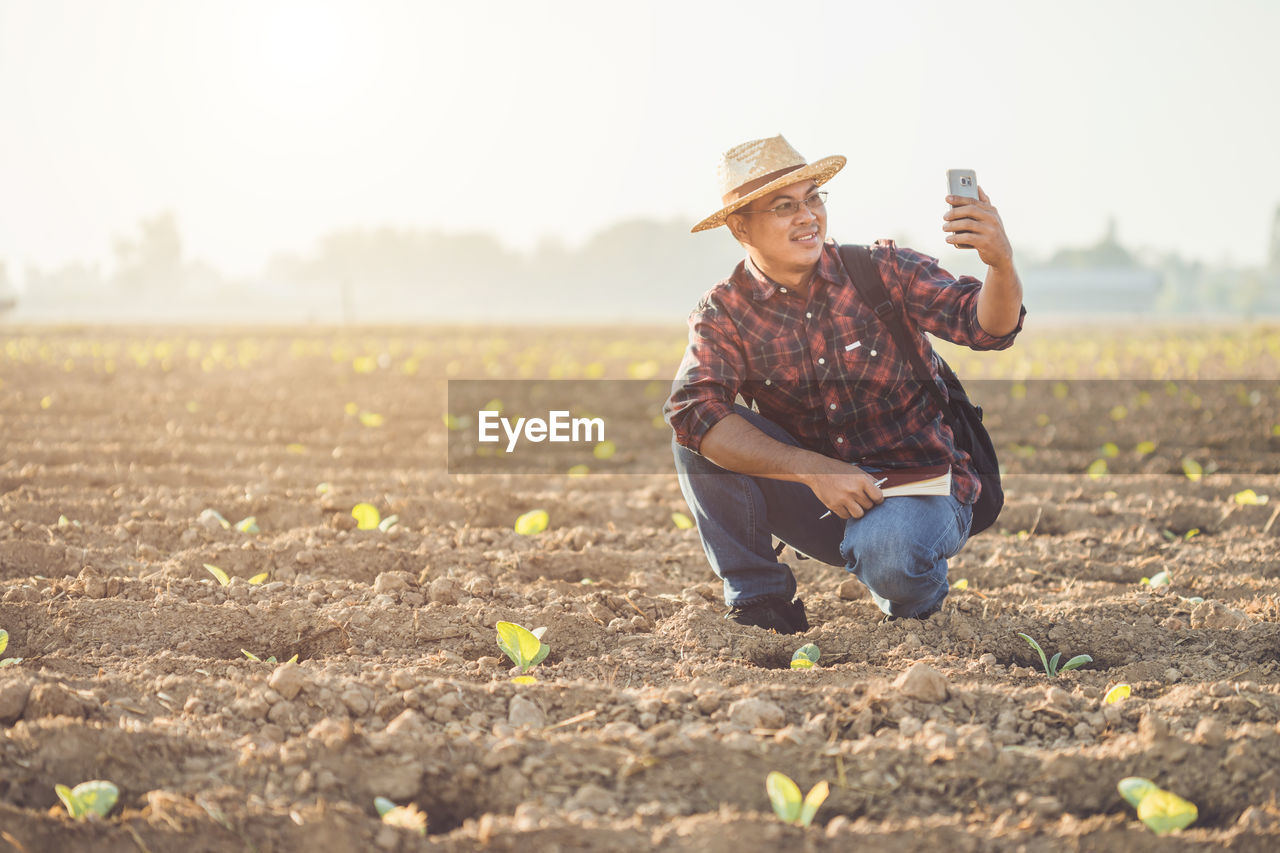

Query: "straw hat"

xmin=691 ymin=135 xmax=846 ymax=233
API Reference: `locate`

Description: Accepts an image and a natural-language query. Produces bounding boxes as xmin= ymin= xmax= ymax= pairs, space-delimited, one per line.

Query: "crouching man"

xmin=664 ymin=135 xmax=1025 ymax=632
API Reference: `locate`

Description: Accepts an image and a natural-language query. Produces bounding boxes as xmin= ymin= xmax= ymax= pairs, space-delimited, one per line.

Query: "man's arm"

xmin=699 ymin=413 xmax=884 ymax=519
xmin=943 ymin=186 xmax=1024 ymax=337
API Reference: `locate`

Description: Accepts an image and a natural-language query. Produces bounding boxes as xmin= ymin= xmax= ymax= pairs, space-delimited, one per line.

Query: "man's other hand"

xmin=803 ymin=460 xmax=885 ymax=519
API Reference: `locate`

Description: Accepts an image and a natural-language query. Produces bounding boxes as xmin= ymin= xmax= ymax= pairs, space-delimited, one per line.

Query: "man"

xmin=664 ymin=135 xmax=1025 ymax=633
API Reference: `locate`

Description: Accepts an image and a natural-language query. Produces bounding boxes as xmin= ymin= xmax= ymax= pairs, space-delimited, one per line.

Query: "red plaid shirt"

xmin=665 ymin=239 xmax=1024 ymax=504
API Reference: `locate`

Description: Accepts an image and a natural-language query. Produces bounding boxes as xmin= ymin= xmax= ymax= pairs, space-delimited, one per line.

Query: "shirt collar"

xmin=736 ymin=240 xmax=847 ymax=301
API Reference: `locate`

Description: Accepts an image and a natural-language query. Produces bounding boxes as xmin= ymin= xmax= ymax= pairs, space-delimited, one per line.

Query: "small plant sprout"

xmin=1181 ymin=457 xmax=1203 ymax=482
xmin=0 ymin=629 xmax=21 ymax=667
xmin=765 ymin=772 xmax=828 ymax=827
xmin=1087 ymin=459 xmax=1108 ymax=480
xmin=951 ymin=578 xmax=969 ymax=591
xmin=234 ymin=516 xmax=259 ymax=534
xmin=377 ymin=514 xmax=400 ymax=532
xmin=1104 ymin=683 xmax=1131 ymax=704
xmin=55 ymin=780 xmax=119 ymax=820
xmin=790 ymin=643 xmax=820 ymax=670
xmin=242 ymin=650 xmax=298 ymax=664
xmin=374 ymin=797 xmax=427 ymax=836
xmin=1141 ymin=570 xmax=1171 ymax=587
xmin=514 ymin=509 xmax=549 ymax=536
xmin=1117 ymin=776 xmax=1197 ymax=835
xmin=671 ymin=511 xmax=695 ymax=530
xmin=496 ymin=621 xmax=549 ymax=680
xmin=351 ymin=503 xmax=381 ymax=530
xmin=203 ymin=564 xmax=231 ymax=586
xmin=1016 ymin=633 xmax=1092 ymax=678
xmin=248 ymin=572 xmax=269 ymax=585
xmin=1232 ymin=489 xmax=1268 ymax=505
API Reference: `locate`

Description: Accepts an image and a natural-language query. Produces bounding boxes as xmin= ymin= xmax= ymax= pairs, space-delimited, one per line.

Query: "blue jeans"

xmin=673 ymin=405 xmax=973 ymax=618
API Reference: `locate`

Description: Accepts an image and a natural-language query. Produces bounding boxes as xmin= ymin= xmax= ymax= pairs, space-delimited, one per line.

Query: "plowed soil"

xmin=2 ymin=325 xmax=1280 ymax=852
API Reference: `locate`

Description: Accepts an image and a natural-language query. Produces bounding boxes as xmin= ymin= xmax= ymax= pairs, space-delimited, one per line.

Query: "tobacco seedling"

xmin=242 ymin=650 xmax=298 ymax=664
xmin=234 ymin=516 xmax=259 ymax=534
xmin=203 ymin=563 xmax=231 ymax=586
xmin=351 ymin=503 xmax=381 ymax=530
xmin=1016 ymin=633 xmax=1092 ymax=678
xmin=374 ymin=797 xmax=427 ymax=836
xmin=55 ymin=780 xmax=119 ymax=820
xmin=496 ymin=621 xmax=549 ymax=678
xmin=514 ymin=509 xmax=549 ymax=536
xmin=1118 ymin=776 xmax=1197 ymax=835
xmin=765 ymin=772 xmax=828 ymax=827
xmin=0 ymin=629 xmax=21 ymax=667
xmin=1104 ymin=683 xmax=1131 ymax=704
xmin=790 ymin=643 xmax=820 ymax=670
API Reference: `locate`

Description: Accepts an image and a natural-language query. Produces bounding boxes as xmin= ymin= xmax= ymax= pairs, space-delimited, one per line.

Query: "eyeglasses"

xmin=740 ymin=191 xmax=828 ymax=219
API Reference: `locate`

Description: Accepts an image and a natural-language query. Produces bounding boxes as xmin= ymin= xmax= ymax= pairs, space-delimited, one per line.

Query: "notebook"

xmin=877 ymin=464 xmax=952 ymax=497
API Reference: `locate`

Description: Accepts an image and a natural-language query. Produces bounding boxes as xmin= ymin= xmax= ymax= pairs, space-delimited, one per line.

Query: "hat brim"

xmin=690 ymin=155 xmax=847 ymax=233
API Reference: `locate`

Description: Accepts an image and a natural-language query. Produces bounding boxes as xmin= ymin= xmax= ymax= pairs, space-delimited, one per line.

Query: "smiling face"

xmin=726 ymin=179 xmax=827 ymax=284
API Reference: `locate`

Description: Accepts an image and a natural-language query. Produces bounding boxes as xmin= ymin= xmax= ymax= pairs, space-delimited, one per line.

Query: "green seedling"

xmin=765 ymin=772 xmax=828 ymax=827
xmin=377 ymin=514 xmax=400 ymax=532
xmin=0 ymin=629 xmax=21 ymax=667
xmin=1117 ymin=776 xmax=1197 ymax=835
xmin=671 ymin=511 xmax=695 ymax=530
xmin=514 ymin=509 xmax=549 ymax=536
xmin=1017 ymin=633 xmax=1092 ymax=678
xmin=203 ymin=563 xmax=231 ymax=586
xmin=55 ymin=780 xmax=119 ymax=820
xmin=790 ymin=643 xmax=820 ymax=670
xmin=57 ymin=515 xmax=82 ymax=529
xmin=234 ymin=516 xmax=259 ymax=534
xmin=374 ymin=797 xmax=427 ymax=836
xmin=1104 ymin=683 xmax=1131 ymax=704
xmin=242 ymin=650 xmax=298 ymax=664
xmin=248 ymin=572 xmax=269 ymax=585
xmin=1141 ymin=570 xmax=1171 ymax=587
xmin=352 ymin=503 xmax=381 ymax=530
xmin=496 ymin=621 xmax=549 ymax=675
xmin=203 ymin=509 xmax=231 ymax=530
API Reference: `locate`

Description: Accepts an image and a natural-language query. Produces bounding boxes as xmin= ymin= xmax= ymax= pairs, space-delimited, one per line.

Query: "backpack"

xmin=837 ymin=244 xmax=1004 ymax=535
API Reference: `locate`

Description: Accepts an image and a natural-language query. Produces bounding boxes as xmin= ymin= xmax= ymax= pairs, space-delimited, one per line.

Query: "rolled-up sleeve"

xmin=664 ymin=295 xmax=746 ymax=453
xmin=887 ymin=245 xmax=1025 ymax=351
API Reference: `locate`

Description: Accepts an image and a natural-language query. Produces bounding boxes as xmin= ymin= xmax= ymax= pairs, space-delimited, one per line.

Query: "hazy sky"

xmin=2 ymin=0 xmax=1278 ymax=278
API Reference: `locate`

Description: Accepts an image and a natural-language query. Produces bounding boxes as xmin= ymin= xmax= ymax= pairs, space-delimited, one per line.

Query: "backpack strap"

xmin=836 ymin=244 xmax=954 ymax=422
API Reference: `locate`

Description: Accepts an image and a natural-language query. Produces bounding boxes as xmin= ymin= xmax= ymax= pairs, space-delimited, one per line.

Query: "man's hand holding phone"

xmin=943 ymin=170 xmax=1015 ymax=271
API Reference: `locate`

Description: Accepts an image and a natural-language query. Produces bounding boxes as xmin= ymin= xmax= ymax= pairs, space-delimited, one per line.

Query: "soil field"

xmin=3 ymin=325 xmax=1280 ymax=851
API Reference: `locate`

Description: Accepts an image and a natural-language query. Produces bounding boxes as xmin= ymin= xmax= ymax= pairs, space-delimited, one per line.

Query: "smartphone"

xmin=946 ymin=169 xmax=979 ymax=249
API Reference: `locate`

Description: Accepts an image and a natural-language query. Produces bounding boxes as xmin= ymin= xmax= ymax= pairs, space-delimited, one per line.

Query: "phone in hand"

xmin=946 ymin=169 xmax=979 ymax=249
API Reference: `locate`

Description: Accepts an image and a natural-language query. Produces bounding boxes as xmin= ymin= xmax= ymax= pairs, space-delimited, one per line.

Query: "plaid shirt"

xmin=665 ymin=239 xmax=1024 ymax=504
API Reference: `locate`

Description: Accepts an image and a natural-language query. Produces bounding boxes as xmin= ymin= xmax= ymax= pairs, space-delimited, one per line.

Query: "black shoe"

xmin=725 ymin=595 xmax=809 ymax=634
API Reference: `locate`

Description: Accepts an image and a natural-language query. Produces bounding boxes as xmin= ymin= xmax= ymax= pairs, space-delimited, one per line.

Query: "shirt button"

xmin=870 ymin=349 xmax=877 ymax=356
xmin=764 ymin=379 xmax=771 ymax=385
xmin=805 ymin=312 xmax=812 ymax=319
xmin=817 ymin=358 xmax=825 ymax=365
xmin=779 ymin=287 xmax=788 ymax=293
xmin=829 ymin=403 xmax=837 ymax=410
xmin=836 ymin=437 xmax=844 ymax=443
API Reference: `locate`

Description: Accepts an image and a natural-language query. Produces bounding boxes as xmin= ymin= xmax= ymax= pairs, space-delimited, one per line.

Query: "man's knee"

xmin=841 ymin=509 xmax=954 ymax=610
xmin=845 ymin=531 xmax=945 ymax=601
